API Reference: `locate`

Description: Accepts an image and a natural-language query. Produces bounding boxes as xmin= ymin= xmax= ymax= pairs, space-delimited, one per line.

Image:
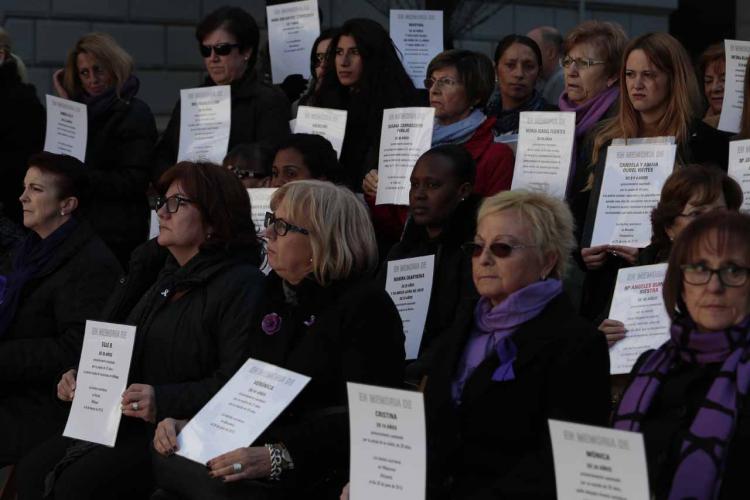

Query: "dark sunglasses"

xmin=460 ymin=241 xmax=534 ymax=258
xmin=199 ymin=43 xmax=240 ymax=58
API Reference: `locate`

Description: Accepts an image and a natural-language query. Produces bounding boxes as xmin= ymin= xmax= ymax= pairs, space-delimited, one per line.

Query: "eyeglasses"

xmin=560 ymin=56 xmax=606 ymax=70
xmin=460 ymin=241 xmax=535 ymax=259
xmin=264 ymin=212 xmax=309 ymax=236
xmin=154 ymin=195 xmax=194 ymax=214
xmin=199 ymin=43 xmax=241 ymax=58
xmin=681 ymin=263 xmax=750 ymax=287
xmin=423 ymin=77 xmax=461 ymax=90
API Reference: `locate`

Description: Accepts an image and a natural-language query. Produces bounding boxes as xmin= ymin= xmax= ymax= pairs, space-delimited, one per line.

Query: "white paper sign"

xmin=376 ymin=107 xmax=435 ymax=206
xmin=44 ymin=95 xmax=87 ymax=162
xmin=385 ymin=255 xmax=435 ymax=359
xmin=608 ymin=264 xmax=670 ymax=375
xmin=590 ymin=143 xmax=676 ymax=247
xmin=512 ymin=111 xmax=576 ymax=198
xmin=549 ymin=420 xmax=650 ymax=500
xmin=177 ymin=358 xmax=310 ymax=465
xmin=63 ymin=321 xmax=136 ymax=447
xmin=294 ymin=105 xmax=348 ymax=158
xmin=719 ymin=40 xmax=750 ymax=133
xmin=178 ymin=86 xmax=231 ymax=164
xmin=247 ymin=188 xmax=277 ymax=235
xmin=389 ymin=10 xmax=443 ymax=89
xmin=149 ymin=211 xmax=159 ymax=240
xmin=728 ymin=139 xmax=750 ymax=212
xmin=348 ymin=382 xmax=426 ymax=500
xmin=266 ymin=0 xmax=320 ymax=84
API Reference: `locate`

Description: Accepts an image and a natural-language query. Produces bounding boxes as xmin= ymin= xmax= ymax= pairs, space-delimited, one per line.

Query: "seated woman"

xmin=270 ymin=133 xmax=342 ymax=187
xmin=425 ymin=190 xmax=610 ymax=499
xmin=379 ymin=145 xmax=479 ymax=382
xmin=0 ymin=152 xmax=121 ymax=465
xmin=487 ymin=35 xmax=557 ymax=138
xmin=222 ymin=143 xmax=274 ymax=189
xmin=151 ymin=180 xmax=405 ymax=500
xmin=613 ymin=210 xmax=750 ymax=499
xmin=16 ymin=162 xmax=265 ymax=500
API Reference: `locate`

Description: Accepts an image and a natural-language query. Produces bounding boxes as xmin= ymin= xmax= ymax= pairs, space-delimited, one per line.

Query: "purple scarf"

xmin=613 ymin=314 xmax=750 ymax=500
xmin=452 ymin=279 xmax=563 ymax=404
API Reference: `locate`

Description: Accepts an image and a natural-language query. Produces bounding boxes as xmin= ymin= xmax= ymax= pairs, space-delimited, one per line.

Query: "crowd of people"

xmin=0 ymin=5 xmax=749 ymax=500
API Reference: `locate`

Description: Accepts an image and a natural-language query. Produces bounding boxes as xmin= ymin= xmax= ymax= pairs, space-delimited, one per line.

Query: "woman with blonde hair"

xmin=151 ymin=180 xmax=405 ymax=500
xmin=52 ymin=32 xmax=157 ymax=268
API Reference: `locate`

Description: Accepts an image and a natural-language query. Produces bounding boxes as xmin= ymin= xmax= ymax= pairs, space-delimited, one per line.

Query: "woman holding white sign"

xmin=16 ymin=163 xmax=265 ymax=500
xmin=151 ymin=180 xmax=405 ymax=500
xmin=424 ymin=191 xmax=610 ymax=499
xmin=613 ymin=210 xmax=750 ymax=500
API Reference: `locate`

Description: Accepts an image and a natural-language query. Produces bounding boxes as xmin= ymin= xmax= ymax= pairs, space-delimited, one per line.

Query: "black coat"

xmin=153 ymin=69 xmax=291 ymax=182
xmin=378 ymin=195 xmax=480 ymax=381
xmin=249 ymin=272 xmax=405 ymax=496
xmin=82 ymin=83 xmax=158 ymax=268
xmin=425 ymin=294 xmax=611 ymax=500
xmin=0 ymin=60 xmax=45 ymax=225
xmin=0 ymin=220 xmax=121 ymax=461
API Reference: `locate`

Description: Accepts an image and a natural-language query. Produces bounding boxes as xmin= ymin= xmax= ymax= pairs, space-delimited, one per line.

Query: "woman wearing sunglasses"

xmin=424 ymin=190 xmax=610 ymax=499
xmin=150 ymin=180 xmax=404 ymax=499
xmin=51 ymin=32 xmax=157 ymax=268
xmin=613 ymin=210 xmax=750 ymax=500
xmin=16 ymin=162 xmax=265 ymax=500
xmin=153 ymin=6 xmax=291 ymax=182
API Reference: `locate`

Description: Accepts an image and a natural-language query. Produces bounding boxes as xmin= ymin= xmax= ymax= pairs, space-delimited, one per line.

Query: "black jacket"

xmin=153 ymin=69 xmax=291 ymax=182
xmin=378 ymin=195 xmax=480 ymax=381
xmin=104 ymin=239 xmax=265 ymax=421
xmin=82 ymin=81 xmax=157 ymax=268
xmin=249 ymin=272 xmax=405 ymax=496
xmin=425 ymin=293 xmax=611 ymax=500
xmin=0 ymin=60 xmax=45 ymax=225
xmin=0 ymin=220 xmax=121 ymax=458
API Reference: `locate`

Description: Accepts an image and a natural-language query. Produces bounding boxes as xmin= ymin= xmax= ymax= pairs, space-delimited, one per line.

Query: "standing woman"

xmin=154 ymin=6 xmax=291 ymax=180
xmin=487 ymin=34 xmax=557 ymax=138
xmin=52 ymin=32 xmax=156 ymax=268
xmin=699 ymin=43 xmax=726 ymax=129
xmin=310 ymin=18 xmax=420 ymax=191
xmin=613 ymin=211 xmax=750 ymax=499
xmin=297 ymin=28 xmax=338 ymax=107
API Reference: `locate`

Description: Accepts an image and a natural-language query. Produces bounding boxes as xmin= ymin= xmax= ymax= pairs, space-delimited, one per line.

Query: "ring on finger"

xmin=232 ymin=462 xmax=242 ymax=473
xmin=132 ymin=401 xmax=139 ymax=411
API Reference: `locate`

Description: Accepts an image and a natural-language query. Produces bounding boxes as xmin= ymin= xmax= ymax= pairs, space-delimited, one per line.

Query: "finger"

xmin=156 ymin=430 xmax=175 ymax=455
xmin=606 ymin=333 xmax=627 ymax=343
xmin=165 ymin=423 xmax=179 ymax=450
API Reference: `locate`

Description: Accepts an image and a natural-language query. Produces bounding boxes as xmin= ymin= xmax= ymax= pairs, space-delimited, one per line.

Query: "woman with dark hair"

xmin=613 ymin=210 xmax=750 ymax=500
xmin=154 ymin=6 xmax=291 ymax=181
xmin=51 ymin=32 xmax=157 ymax=268
xmin=0 ymin=152 xmax=121 ymax=466
xmin=487 ymin=34 xmax=557 ymax=137
xmin=270 ymin=133 xmax=342 ymax=187
xmin=297 ymin=28 xmax=338 ymax=107
xmin=16 ymin=163 xmax=265 ymax=500
xmin=379 ymin=145 xmax=480 ymax=382
xmin=310 ymin=18 xmax=421 ymax=190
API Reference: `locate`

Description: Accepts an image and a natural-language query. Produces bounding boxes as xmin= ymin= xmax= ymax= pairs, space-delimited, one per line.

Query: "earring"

xmin=206 ymin=233 xmax=213 ymax=240
xmin=540 ymin=274 xmax=547 ymax=281
xmin=60 ymin=210 xmax=65 ymax=216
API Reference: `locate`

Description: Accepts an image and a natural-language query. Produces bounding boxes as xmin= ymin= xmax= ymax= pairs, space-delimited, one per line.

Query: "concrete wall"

xmin=1 ymin=0 xmax=676 ymax=124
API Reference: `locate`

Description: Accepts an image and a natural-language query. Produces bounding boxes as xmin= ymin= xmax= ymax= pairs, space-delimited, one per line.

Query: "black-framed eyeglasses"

xmin=460 ymin=241 xmax=535 ymax=259
xmin=154 ymin=195 xmax=195 ymax=214
xmin=264 ymin=212 xmax=309 ymax=236
xmin=199 ymin=43 xmax=241 ymax=58
xmin=423 ymin=76 xmax=461 ymax=90
xmin=560 ymin=56 xmax=606 ymax=70
xmin=681 ymin=263 xmax=750 ymax=288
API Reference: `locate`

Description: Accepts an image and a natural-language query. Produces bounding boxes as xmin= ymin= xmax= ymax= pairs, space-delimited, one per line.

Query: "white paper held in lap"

xmin=385 ymin=255 xmax=435 ymax=359
xmin=608 ymin=263 xmax=670 ymax=375
xmin=512 ymin=111 xmax=576 ymax=198
xmin=728 ymin=139 xmax=750 ymax=212
xmin=590 ymin=143 xmax=676 ymax=247
xmin=347 ymin=382 xmax=426 ymax=500
xmin=719 ymin=40 xmax=750 ymax=133
xmin=177 ymin=86 xmax=231 ymax=164
xmin=44 ymin=95 xmax=87 ymax=162
xmin=176 ymin=358 xmax=310 ymax=465
xmin=376 ymin=107 xmax=435 ymax=206
xmin=549 ymin=420 xmax=649 ymax=500
xmin=63 ymin=321 xmax=136 ymax=447
xmin=389 ymin=10 xmax=443 ymax=89
xmin=294 ymin=106 xmax=348 ymax=159
xmin=266 ymin=0 xmax=320 ymax=84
